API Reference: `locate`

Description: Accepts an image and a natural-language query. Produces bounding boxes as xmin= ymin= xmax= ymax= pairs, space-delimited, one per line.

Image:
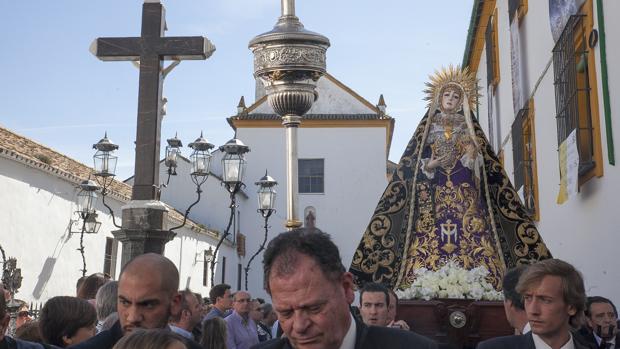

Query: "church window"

xmin=202 ymin=250 xmax=208 ymax=287
xmin=511 ymin=99 xmax=539 ymax=220
xmin=103 ymin=237 xmax=118 ymax=279
xmin=221 ymin=256 xmax=227 ymax=284
xmin=552 ymin=0 xmax=603 ymax=185
xmin=485 ymin=8 xmax=500 ymax=87
xmin=299 ymin=159 xmax=324 ymax=194
xmin=237 ymin=264 xmax=242 ymax=291
xmin=236 ymin=232 xmax=246 ymax=257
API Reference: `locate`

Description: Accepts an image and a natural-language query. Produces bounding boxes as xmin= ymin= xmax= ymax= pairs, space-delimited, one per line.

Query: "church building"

xmin=159 ymin=73 xmax=394 ymax=298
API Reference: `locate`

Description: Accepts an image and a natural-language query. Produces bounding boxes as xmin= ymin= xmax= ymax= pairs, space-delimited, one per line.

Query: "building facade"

xmin=463 ymin=0 xmax=620 ymax=304
xmin=0 ymin=126 xmax=234 ymax=302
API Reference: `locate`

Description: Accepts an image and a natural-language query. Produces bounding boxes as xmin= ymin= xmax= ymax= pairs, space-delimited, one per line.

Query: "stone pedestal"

xmin=397 ymin=299 xmax=513 ymax=349
xmin=112 ymin=200 xmax=176 ymax=267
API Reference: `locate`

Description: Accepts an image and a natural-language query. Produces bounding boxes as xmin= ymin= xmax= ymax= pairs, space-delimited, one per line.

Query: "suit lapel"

xmin=524 ymin=332 xmax=536 ymax=349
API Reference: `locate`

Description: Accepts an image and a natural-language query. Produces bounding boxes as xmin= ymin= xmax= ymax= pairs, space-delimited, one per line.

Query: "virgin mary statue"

xmin=349 ymin=66 xmax=551 ymax=290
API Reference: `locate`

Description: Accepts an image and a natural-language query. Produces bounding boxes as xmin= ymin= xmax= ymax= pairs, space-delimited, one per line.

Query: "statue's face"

xmin=440 ymin=87 xmax=462 ymax=113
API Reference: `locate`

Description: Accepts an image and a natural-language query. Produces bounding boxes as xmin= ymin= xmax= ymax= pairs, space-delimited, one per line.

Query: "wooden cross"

xmin=91 ymin=0 xmax=215 ymax=200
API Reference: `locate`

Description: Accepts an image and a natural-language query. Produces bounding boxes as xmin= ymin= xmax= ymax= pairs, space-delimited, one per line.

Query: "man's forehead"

xmin=526 ymin=275 xmax=563 ymax=293
xmin=591 ymin=302 xmax=614 ymax=312
xmin=361 ymin=292 xmax=387 ymax=303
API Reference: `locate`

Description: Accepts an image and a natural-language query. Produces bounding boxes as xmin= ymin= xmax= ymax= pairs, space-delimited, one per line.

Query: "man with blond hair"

xmin=477 ymin=259 xmax=592 ymax=349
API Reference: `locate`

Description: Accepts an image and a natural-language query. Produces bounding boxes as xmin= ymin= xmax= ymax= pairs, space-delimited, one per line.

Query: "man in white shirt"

xmin=477 ymin=259 xmax=592 ymax=349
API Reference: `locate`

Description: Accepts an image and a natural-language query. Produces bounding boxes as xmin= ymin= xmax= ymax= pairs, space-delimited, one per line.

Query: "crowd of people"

xmin=0 ymin=228 xmax=617 ymax=349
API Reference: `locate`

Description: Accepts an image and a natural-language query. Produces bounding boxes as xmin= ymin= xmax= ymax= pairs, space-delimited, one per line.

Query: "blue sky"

xmin=2 ymin=1 xmax=473 ymax=179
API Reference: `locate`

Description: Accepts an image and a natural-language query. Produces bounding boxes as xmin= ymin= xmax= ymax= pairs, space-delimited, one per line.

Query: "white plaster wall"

xmin=0 ymin=155 xmax=238 ymax=302
xmin=236 ymin=126 xmax=388 ymax=300
xmin=251 ymin=76 xmax=377 ymax=115
xmin=0 ymin=157 xmax=123 ymax=302
xmin=477 ymin=0 xmax=620 ymax=306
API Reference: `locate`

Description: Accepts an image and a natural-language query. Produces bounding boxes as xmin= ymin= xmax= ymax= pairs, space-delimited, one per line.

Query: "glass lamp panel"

xmin=77 ymin=191 xmax=97 ymax=214
xmin=85 ymin=216 xmax=101 ymax=234
xmin=258 ymin=189 xmax=269 ymax=211
xmin=222 ymin=156 xmax=242 ymax=183
xmin=191 ymin=151 xmax=211 ymax=176
xmin=94 ymin=151 xmax=118 ymax=176
xmin=77 ymin=192 xmax=90 ymax=214
xmin=165 ymin=147 xmax=180 ymax=168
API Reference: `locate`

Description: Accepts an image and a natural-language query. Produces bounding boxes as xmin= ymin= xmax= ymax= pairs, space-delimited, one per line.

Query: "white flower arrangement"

xmin=395 ymin=261 xmax=504 ymax=301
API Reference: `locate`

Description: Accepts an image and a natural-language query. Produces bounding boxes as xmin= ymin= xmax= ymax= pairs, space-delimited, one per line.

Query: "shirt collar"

xmin=594 ymin=332 xmax=616 ymax=346
xmin=531 ymin=332 xmax=575 ymax=349
xmin=523 ymin=322 xmax=531 ymax=334
xmin=338 ymin=313 xmax=356 ymax=349
xmin=169 ymin=325 xmax=193 ymax=339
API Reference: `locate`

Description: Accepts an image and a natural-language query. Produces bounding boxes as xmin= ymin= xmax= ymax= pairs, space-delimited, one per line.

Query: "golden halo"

xmin=423 ymin=65 xmax=480 ymax=109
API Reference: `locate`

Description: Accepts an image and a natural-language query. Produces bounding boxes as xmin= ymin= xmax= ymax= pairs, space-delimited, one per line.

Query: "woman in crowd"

xmin=112 ymin=329 xmax=186 ymax=349
xmin=77 ymin=273 xmax=108 ymax=301
xmin=201 ymin=317 xmax=227 ymax=349
xmin=38 ymin=296 xmax=96 ymax=347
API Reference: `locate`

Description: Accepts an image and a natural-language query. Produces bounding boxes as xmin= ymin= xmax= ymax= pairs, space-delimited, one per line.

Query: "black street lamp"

xmin=74 ymin=179 xmax=102 ymax=276
xmin=93 ymin=132 xmax=119 ymax=179
xmin=92 ymin=133 xmax=121 ymax=229
xmin=170 ymin=132 xmax=215 ymax=231
xmin=245 ymin=171 xmax=277 ymax=290
xmin=211 ymin=138 xmax=250 ymax=285
xmin=164 ymin=133 xmax=183 ymax=178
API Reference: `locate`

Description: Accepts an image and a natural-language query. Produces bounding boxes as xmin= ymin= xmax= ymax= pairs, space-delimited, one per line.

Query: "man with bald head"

xmin=70 ymin=253 xmax=201 ymax=349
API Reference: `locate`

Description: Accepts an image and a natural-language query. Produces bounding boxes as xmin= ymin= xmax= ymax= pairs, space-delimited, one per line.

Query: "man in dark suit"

xmin=251 ymin=228 xmax=437 ymax=349
xmin=580 ymin=296 xmax=619 ymax=348
xmin=477 ymin=259 xmax=593 ymax=349
xmin=70 ymin=253 xmax=201 ymax=349
xmin=502 ymin=265 xmax=530 ymax=334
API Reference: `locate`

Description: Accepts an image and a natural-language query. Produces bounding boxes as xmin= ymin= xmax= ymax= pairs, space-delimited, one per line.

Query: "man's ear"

xmin=170 ymin=292 xmax=182 ymax=317
xmin=341 ymin=272 xmax=355 ymax=305
xmin=567 ymin=304 xmax=577 ymax=317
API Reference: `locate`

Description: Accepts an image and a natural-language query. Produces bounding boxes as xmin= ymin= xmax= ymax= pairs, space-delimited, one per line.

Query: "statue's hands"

xmin=427 ymin=153 xmax=448 ymax=170
xmin=465 ymin=143 xmax=479 ymax=159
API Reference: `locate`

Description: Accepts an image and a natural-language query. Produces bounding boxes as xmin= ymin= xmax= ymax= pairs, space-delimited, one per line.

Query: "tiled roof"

xmin=0 ymin=125 xmax=132 ymax=200
xmin=0 ymin=125 xmax=220 ymax=238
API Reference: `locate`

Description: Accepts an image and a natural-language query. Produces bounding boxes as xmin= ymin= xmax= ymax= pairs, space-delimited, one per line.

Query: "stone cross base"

xmin=113 ymin=200 xmax=176 ymax=267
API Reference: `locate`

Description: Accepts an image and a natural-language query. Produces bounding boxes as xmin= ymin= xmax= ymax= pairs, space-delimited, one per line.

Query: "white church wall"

xmin=250 ymin=76 xmax=377 ymax=115
xmin=473 ymin=0 xmax=620 ymax=306
xmin=0 ymin=152 xmax=239 ymax=303
xmin=235 ymin=125 xmax=388 ymax=299
xmin=0 ymin=157 xmax=122 ymax=302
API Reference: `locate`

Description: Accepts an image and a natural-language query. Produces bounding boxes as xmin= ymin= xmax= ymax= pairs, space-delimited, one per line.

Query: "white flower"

xmin=396 ymin=262 xmax=504 ymax=301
